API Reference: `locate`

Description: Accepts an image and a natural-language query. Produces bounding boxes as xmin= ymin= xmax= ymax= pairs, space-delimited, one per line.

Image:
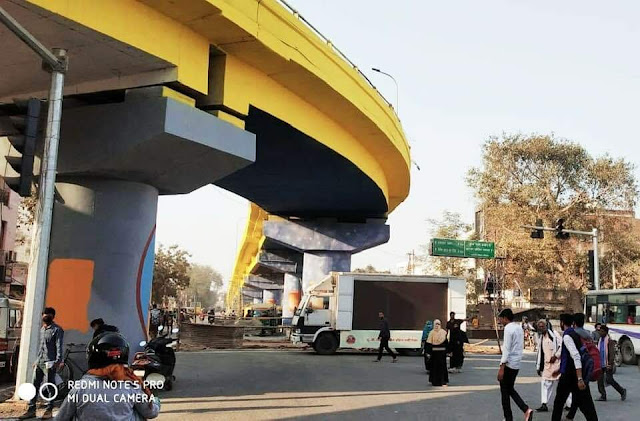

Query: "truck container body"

xmin=291 ymin=272 xmax=466 ymax=354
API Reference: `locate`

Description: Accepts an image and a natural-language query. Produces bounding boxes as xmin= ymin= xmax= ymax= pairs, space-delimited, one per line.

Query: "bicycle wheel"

xmin=56 ymin=362 xmax=74 ymax=400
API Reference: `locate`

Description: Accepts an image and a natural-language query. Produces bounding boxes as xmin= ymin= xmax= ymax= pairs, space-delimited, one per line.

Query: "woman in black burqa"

xmin=448 ymin=321 xmax=469 ymax=373
xmin=425 ymin=319 xmax=448 ymax=386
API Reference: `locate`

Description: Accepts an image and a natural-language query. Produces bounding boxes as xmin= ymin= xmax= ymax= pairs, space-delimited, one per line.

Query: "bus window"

xmin=610 ymin=305 xmax=628 ymax=324
xmin=586 ymin=305 xmax=597 ymax=323
xmin=596 ymin=304 xmax=608 ymax=324
xmin=628 ymin=305 xmax=637 ymax=324
xmin=609 ymin=294 xmax=627 ymax=304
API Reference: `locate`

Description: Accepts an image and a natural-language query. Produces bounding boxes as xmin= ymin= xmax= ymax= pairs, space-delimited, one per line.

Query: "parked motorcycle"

xmin=131 ymin=326 xmax=179 ymax=391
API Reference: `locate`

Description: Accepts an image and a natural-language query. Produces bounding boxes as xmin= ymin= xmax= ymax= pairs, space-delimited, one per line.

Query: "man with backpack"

xmin=565 ymin=313 xmax=602 ymax=420
xmin=551 ymin=313 xmax=598 ymax=421
xmin=596 ymin=325 xmax=626 ymax=401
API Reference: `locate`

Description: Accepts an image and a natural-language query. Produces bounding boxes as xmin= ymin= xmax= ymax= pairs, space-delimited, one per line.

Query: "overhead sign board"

xmin=430 ymin=238 xmax=495 ymax=259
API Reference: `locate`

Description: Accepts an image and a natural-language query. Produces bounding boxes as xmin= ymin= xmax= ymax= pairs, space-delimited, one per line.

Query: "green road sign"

xmin=430 ymin=238 xmax=495 ymax=259
xmin=430 ymin=238 xmax=465 ymax=257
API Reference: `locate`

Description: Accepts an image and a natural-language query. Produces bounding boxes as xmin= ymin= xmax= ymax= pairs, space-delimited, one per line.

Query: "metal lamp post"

xmin=371 ymin=68 xmax=399 ymax=114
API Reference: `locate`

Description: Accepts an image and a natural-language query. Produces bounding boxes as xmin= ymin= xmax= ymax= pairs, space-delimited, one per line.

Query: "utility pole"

xmin=406 ymin=249 xmax=415 ymax=275
xmin=0 ymin=5 xmax=68 ymax=393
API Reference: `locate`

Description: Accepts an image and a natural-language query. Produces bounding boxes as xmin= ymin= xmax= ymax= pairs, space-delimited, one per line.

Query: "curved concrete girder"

xmin=19 ymin=0 xmax=410 ymax=210
xmin=226 ymin=203 xmax=267 ymax=308
xmin=140 ymin=0 xmax=411 ymax=211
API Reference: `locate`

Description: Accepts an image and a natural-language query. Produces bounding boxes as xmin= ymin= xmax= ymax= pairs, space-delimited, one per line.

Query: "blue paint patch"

xmin=139 ymin=235 xmax=155 ymax=325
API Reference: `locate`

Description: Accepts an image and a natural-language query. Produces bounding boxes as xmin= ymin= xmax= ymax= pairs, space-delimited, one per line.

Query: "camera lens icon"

xmin=17 ymin=382 xmax=58 ymax=402
xmin=39 ymin=383 xmax=59 ymax=402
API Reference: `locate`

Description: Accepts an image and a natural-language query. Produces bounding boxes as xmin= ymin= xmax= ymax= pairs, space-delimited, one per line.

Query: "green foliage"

xmin=468 ymin=133 xmax=640 ymax=291
xmin=16 ymin=193 xmax=37 ymax=246
xmin=184 ymin=263 xmax=224 ymax=309
xmin=152 ymin=244 xmax=191 ymax=303
xmin=420 ymin=211 xmax=473 ymax=277
xmin=353 ymin=264 xmax=390 ymax=274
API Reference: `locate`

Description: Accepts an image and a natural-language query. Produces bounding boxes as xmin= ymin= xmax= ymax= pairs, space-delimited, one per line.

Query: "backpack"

xmin=568 ymin=332 xmax=602 ymax=383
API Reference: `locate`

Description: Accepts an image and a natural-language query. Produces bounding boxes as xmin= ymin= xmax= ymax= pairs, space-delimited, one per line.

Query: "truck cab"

xmin=292 ymin=293 xmax=334 ymax=346
xmin=0 ymin=297 xmax=23 ymax=379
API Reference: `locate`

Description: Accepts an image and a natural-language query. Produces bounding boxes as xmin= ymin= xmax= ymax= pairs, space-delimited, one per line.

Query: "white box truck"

xmin=291 ymin=272 xmax=466 ymax=355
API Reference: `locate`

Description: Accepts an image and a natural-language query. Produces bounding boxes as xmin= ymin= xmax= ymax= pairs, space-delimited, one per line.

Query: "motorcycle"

xmin=131 ymin=326 xmax=179 ymax=391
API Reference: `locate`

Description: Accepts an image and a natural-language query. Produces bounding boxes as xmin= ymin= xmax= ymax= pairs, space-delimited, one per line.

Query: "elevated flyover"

xmin=0 ymin=0 xmax=410 ymax=344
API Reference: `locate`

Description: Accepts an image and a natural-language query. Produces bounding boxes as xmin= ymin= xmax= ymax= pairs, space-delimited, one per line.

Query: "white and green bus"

xmin=585 ymin=288 xmax=640 ymax=365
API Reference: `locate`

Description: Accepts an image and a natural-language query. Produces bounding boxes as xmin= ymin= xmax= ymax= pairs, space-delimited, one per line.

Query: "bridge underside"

xmin=217 ymin=106 xmax=387 ymax=220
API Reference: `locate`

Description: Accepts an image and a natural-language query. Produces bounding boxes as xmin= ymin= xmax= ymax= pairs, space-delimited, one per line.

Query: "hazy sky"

xmin=156 ymin=0 xmax=640 ymax=284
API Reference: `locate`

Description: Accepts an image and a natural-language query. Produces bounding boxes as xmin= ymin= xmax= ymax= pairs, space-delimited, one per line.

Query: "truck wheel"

xmin=313 ymin=333 xmax=338 ymax=355
xmin=620 ymin=339 xmax=636 ymax=365
xmin=10 ymin=349 xmax=18 ymax=380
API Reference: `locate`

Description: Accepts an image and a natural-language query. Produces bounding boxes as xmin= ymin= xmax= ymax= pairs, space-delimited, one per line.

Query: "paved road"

xmin=159 ymin=350 xmax=639 ymax=420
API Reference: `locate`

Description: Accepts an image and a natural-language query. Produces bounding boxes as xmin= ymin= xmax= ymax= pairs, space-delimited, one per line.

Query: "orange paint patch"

xmin=287 ymin=292 xmax=301 ymax=312
xmin=46 ymin=259 xmax=94 ymax=333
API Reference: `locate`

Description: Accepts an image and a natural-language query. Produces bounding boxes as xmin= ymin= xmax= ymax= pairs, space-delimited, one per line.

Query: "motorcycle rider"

xmin=90 ymin=318 xmax=119 ymax=338
xmin=56 ymin=332 xmax=160 ymax=420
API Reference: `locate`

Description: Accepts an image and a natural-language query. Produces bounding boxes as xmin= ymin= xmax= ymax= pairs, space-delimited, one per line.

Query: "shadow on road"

xmin=158 ymin=350 xmax=639 ymax=420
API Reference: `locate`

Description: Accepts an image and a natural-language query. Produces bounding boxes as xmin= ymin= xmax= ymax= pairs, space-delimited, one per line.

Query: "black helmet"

xmin=87 ymin=332 xmax=130 ymax=369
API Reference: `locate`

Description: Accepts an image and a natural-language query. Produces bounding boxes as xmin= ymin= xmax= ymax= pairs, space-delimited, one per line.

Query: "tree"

xmin=467 ymin=133 xmax=639 ymax=294
xmin=184 ymin=263 xmax=224 ymax=309
xmin=353 ymin=264 xmax=390 ymax=274
xmin=152 ymin=245 xmax=191 ymax=304
xmin=418 ymin=211 xmax=478 ymax=304
xmin=15 ymin=195 xmax=37 ymax=247
xmin=421 ymin=211 xmax=473 ymax=277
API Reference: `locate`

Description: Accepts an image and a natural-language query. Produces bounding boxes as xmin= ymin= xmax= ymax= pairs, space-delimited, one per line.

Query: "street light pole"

xmin=0 ymin=5 xmax=68 ymax=395
xmin=371 ymin=68 xmax=399 ymax=114
xmin=592 ymin=228 xmax=599 ymax=291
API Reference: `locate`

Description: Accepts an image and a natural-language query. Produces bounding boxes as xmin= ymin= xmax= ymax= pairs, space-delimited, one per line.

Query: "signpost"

xmin=430 ymin=238 xmax=495 ymax=259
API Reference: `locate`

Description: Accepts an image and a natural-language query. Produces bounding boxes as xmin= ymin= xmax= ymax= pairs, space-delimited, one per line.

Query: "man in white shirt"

xmin=497 ymin=308 xmax=534 ymax=421
xmin=535 ymin=320 xmax=571 ymax=412
xmin=550 ymin=313 xmax=598 ymax=421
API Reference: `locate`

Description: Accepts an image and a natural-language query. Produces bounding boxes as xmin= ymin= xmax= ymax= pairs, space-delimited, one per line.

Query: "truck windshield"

xmin=294 ymin=297 xmax=308 ymax=316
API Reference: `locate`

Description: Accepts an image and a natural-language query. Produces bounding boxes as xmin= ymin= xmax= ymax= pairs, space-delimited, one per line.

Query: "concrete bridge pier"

xmin=41 ymin=87 xmax=255 ymax=354
xmin=282 ymin=273 xmax=302 ymax=324
xmin=262 ymin=289 xmax=282 ymax=305
xmin=263 ymin=220 xmax=390 ymax=292
xmin=47 ymin=178 xmax=158 ymax=353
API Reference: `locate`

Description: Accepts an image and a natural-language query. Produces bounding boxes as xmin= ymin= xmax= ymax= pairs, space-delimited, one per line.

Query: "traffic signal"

xmin=0 ymin=98 xmax=41 ymax=197
xmin=587 ymin=250 xmax=595 ymax=290
xmin=555 ymin=218 xmax=570 ymax=240
xmin=530 ymin=218 xmax=544 ymax=239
